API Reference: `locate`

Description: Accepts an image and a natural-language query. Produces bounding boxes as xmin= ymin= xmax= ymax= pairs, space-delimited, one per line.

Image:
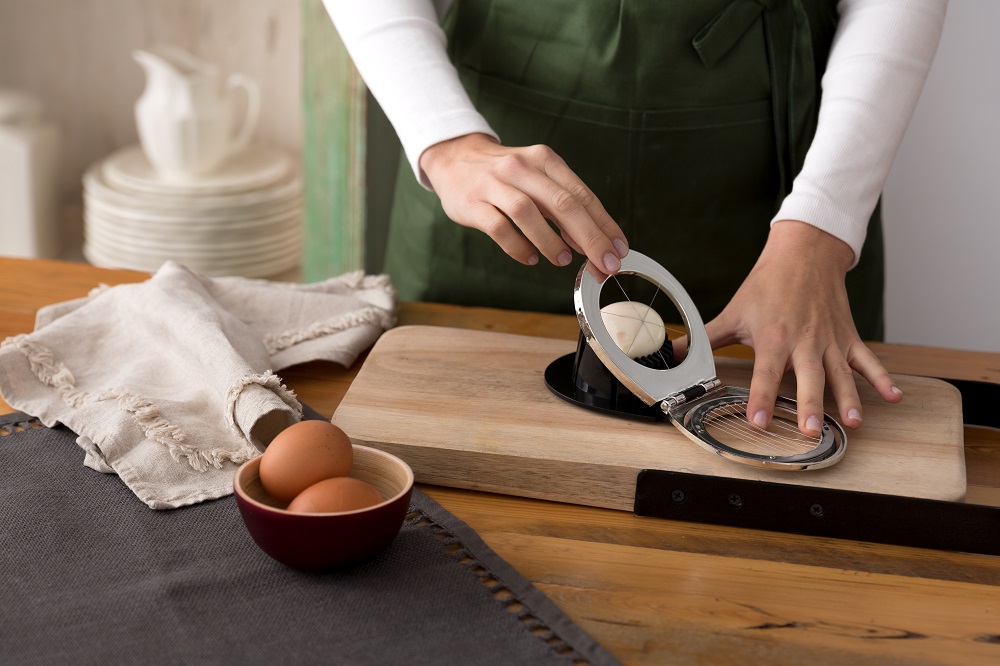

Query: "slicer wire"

xmin=608 ymin=273 xmax=822 ymax=457
xmin=607 ymin=273 xmax=678 ymax=368
xmin=701 ymin=403 xmax=821 ymax=456
xmin=574 ymin=251 xmax=847 ymax=470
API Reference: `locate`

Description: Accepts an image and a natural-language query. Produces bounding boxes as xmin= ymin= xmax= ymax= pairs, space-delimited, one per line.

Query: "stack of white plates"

xmin=83 ymin=144 xmax=302 ymax=279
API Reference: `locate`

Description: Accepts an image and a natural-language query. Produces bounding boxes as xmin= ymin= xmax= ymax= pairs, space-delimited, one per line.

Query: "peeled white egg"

xmin=600 ymin=301 xmax=666 ymax=359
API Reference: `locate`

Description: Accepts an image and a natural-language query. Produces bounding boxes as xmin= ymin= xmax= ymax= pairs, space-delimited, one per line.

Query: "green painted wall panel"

xmin=301 ymin=0 xmax=366 ymax=280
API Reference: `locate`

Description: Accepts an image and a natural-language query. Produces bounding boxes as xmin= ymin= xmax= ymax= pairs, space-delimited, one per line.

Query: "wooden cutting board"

xmin=333 ymin=326 xmax=967 ymax=510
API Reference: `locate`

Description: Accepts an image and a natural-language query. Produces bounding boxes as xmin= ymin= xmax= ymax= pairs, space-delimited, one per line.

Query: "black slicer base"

xmin=544 ymin=331 xmax=673 ymax=421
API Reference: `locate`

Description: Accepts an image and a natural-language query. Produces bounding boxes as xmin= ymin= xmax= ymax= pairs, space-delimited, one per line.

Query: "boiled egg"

xmin=286 ymin=476 xmax=384 ymax=513
xmin=600 ymin=301 xmax=666 ymax=358
xmin=258 ymin=420 xmax=353 ymax=503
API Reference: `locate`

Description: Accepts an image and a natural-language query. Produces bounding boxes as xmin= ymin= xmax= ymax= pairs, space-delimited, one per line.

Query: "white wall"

xmin=883 ymin=0 xmax=1000 ymax=353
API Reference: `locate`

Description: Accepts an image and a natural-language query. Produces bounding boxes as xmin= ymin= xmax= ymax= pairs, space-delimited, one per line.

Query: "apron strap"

xmin=693 ymin=0 xmax=808 ymax=201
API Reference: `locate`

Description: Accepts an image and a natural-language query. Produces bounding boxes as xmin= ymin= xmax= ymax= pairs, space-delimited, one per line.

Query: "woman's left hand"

xmin=673 ymin=220 xmax=903 ymax=435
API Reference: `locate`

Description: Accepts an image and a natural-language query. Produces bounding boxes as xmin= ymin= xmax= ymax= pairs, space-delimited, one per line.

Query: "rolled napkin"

xmin=0 ymin=261 xmax=396 ymax=509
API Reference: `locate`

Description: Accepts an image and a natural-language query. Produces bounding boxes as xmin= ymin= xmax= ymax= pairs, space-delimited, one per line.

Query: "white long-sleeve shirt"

xmin=324 ymin=0 xmax=947 ymax=265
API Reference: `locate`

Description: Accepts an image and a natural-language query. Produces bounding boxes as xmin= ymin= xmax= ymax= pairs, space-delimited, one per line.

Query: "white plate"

xmin=84 ymin=218 xmax=301 ymax=249
xmin=84 ymin=196 xmax=301 ymax=228
xmin=84 ymin=240 xmax=301 ymax=278
xmin=83 ymin=210 xmax=302 ymax=246
xmin=84 ymin=248 xmax=301 ymax=279
xmin=84 ymin=163 xmax=302 ymax=214
xmin=84 ymin=237 xmax=301 ymax=266
xmin=83 ymin=208 xmax=300 ymax=243
xmin=102 ymin=144 xmax=293 ymax=196
xmin=85 ymin=214 xmax=301 ymax=255
xmin=84 ymin=195 xmax=301 ymax=229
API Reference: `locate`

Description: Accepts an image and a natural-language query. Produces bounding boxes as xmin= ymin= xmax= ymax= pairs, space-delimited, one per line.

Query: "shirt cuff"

xmin=405 ymin=113 xmax=499 ymax=191
xmin=771 ymin=196 xmax=868 ymax=269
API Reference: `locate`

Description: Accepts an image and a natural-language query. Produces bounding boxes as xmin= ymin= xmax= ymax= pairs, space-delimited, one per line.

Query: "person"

xmin=324 ymin=0 xmax=948 ymax=435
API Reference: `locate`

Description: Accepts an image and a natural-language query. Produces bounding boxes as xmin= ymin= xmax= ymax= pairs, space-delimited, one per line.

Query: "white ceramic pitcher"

xmin=133 ymin=46 xmax=260 ymax=180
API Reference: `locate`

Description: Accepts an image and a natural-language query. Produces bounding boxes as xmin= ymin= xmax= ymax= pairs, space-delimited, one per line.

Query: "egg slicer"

xmin=545 ymin=250 xmax=847 ymax=471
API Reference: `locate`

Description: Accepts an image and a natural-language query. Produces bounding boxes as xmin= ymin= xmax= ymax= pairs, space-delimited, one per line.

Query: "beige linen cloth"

xmin=0 ymin=261 xmax=396 ymax=509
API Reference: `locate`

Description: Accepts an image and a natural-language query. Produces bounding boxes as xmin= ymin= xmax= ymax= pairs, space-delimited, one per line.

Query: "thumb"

xmin=671 ymin=310 xmax=739 ymax=363
xmin=702 ymin=310 xmax=742 ymax=353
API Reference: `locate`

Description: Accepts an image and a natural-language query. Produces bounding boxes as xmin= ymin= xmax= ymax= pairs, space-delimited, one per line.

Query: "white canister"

xmin=0 ymin=90 xmax=60 ymax=258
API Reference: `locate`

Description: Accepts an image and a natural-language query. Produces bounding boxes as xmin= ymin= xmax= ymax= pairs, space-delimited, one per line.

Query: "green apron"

xmin=384 ymin=0 xmax=885 ymax=340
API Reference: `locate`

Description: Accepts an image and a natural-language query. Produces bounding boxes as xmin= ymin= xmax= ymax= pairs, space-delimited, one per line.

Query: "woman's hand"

xmin=675 ymin=220 xmax=903 ymax=435
xmin=419 ymin=133 xmax=629 ymax=273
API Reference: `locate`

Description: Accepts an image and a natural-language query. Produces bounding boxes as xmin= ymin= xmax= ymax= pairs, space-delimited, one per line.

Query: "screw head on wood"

xmin=810 ymin=503 xmax=825 ymax=518
xmin=671 ymin=489 xmax=686 ymax=503
xmin=728 ymin=493 xmax=744 ymax=508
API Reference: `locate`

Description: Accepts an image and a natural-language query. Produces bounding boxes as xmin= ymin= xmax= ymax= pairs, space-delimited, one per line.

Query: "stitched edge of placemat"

xmin=1 ymin=410 xmax=620 ymax=666
xmin=0 ymin=413 xmax=44 ymax=436
xmin=404 ymin=496 xmax=620 ymax=666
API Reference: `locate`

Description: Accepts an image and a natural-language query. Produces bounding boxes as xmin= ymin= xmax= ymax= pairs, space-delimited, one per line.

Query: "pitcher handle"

xmin=226 ymin=73 xmax=260 ymax=155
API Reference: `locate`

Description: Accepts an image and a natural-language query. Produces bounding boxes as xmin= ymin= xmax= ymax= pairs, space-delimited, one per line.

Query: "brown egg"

xmin=287 ymin=476 xmax=384 ymax=513
xmin=258 ymin=420 xmax=353 ymax=502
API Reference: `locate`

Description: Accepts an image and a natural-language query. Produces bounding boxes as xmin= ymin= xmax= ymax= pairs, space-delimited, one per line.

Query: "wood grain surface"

xmin=3 ymin=257 xmax=1000 ymax=666
xmin=334 ymin=326 xmax=966 ymax=507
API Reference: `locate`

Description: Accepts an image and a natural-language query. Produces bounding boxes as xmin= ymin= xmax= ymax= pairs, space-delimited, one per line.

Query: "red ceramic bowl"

xmin=233 ymin=444 xmax=414 ymax=571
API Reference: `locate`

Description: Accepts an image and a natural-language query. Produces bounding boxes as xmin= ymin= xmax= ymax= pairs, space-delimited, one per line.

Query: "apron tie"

xmin=692 ymin=0 xmax=778 ymax=68
xmin=693 ymin=0 xmax=800 ymax=200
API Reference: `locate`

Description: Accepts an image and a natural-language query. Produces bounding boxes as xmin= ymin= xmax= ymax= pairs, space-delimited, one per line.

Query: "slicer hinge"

xmin=660 ymin=377 xmax=722 ymax=412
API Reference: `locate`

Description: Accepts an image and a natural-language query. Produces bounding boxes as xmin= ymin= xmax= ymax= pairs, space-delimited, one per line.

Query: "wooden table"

xmin=3 ymin=257 xmax=999 ymax=665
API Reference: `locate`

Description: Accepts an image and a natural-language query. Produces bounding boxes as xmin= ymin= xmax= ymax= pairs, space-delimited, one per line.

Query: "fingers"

xmin=701 ymin=311 xmax=897 ymax=437
xmin=466 ymin=202 xmax=539 ymax=265
xmin=703 ymin=311 xmax=741 ymax=355
xmin=748 ymin=335 xmax=904 ymax=436
xmin=491 ymin=146 xmax=627 ymax=272
xmin=585 ymin=262 xmax=609 ymax=283
xmin=560 ymin=229 xmax=585 ymax=256
xmin=746 ymin=338 xmax=788 ymax=431
xmin=488 ymin=182 xmax=572 ymax=266
xmin=847 ymin=342 xmax=904 ymax=404
xmin=673 ymin=309 xmax=739 ymax=362
xmin=422 ymin=135 xmax=629 ymax=272
xmin=788 ymin=346 xmax=834 ymax=437
xmin=824 ymin=345 xmax=864 ymax=429
xmin=535 ymin=147 xmax=629 ymax=271
xmin=671 ymin=334 xmax=688 ymax=361
xmin=749 ymin=337 xmax=861 ymax=436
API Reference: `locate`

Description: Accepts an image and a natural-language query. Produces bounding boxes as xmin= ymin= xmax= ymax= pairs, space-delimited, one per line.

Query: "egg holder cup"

xmin=545 ymin=250 xmax=847 ymax=471
xmin=234 ymin=443 xmax=414 ymax=571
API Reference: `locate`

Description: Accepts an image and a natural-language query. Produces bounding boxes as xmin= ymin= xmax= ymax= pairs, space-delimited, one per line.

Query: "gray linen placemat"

xmin=0 ymin=410 xmax=619 ymax=666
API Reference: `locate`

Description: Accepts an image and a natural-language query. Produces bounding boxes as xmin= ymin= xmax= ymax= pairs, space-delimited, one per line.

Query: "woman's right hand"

xmin=418 ymin=133 xmax=629 ymax=274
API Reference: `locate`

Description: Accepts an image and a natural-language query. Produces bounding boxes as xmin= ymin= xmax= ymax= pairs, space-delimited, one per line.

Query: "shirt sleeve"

xmin=322 ymin=0 xmax=498 ymax=189
xmin=771 ymin=0 xmax=948 ymax=266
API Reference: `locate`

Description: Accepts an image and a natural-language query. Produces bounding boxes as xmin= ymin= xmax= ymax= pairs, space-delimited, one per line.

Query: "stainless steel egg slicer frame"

xmin=571 ymin=250 xmax=847 ymax=471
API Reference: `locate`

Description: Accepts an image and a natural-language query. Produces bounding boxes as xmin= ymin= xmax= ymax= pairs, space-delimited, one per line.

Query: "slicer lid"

xmin=571 ymin=250 xmax=846 ymax=471
xmin=573 ymin=251 xmax=718 ymax=408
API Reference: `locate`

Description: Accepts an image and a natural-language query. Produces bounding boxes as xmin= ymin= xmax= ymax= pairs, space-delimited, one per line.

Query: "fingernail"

xmin=848 ymin=408 xmax=862 ymax=423
xmin=891 ymin=386 xmax=903 ymax=397
xmin=805 ymin=415 xmax=822 ymax=433
xmin=753 ymin=410 xmax=768 ymax=428
xmin=527 ymin=253 xmax=539 ymax=266
xmin=556 ymin=249 xmax=572 ymax=267
xmin=603 ymin=252 xmax=621 ymax=273
xmin=613 ymin=238 xmax=628 ymax=258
